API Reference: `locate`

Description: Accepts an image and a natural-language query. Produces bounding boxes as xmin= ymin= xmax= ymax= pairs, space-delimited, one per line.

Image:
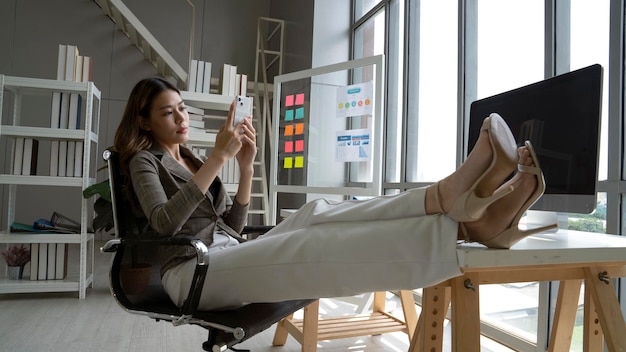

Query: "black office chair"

xmin=99 ymin=149 xmax=313 ymax=352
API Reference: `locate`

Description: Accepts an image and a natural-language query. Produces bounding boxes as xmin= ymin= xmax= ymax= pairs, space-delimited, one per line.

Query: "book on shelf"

xmin=202 ymin=61 xmax=212 ymax=93
xmin=56 ymin=44 xmax=66 ymax=80
xmin=21 ymin=138 xmax=39 ymax=176
xmin=55 ymin=243 xmax=68 ymax=279
xmin=49 ymin=91 xmax=62 ymax=176
xmin=188 ymin=118 xmax=205 ymax=129
xmin=75 ymin=56 xmax=83 ymax=81
xmin=33 ymin=212 xmax=84 ymax=234
xmin=57 ymin=82 xmax=71 ymax=177
xmin=81 ymin=56 xmax=92 ymax=82
xmin=74 ymin=141 xmax=84 ymax=177
xmin=238 ymin=73 xmax=248 ymax=96
xmin=64 ymin=44 xmax=79 ymax=81
xmin=66 ymin=93 xmax=82 ymax=177
xmin=9 ymin=222 xmax=53 ymax=233
xmin=228 ymin=65 xmax=238 ymax=96
xmin=13 ymin=137 xmax=25 ymax=175
xmin=220 ymin=63 xmax=231 ymax=95
xmin=30 ymin=243 xmax=39 ymax=281
xmin=196 ymin=60 xmax=205 ymax=93
xmin=47 ymin=244 xmax=56 ymax=279
xmin=37 ymin=243 xmax=47 ymax=280
xmin=188 ymin=59 xmax=198 ymax=92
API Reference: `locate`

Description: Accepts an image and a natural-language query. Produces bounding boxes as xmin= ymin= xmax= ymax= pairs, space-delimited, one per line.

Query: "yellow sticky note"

xmin=284 ymin=157 xmax=293 ymax=169
xmin=294 ymin=156 xmax=304 ymax=168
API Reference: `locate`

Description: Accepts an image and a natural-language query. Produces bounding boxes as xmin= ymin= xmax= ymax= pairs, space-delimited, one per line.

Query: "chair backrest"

xmin=103 ymin=149 xmax=124 ymax=238
xmin=104 ymin=149 xmax=149 ymax=239
xmin=103 ymin=149 xmax=172 ymax=306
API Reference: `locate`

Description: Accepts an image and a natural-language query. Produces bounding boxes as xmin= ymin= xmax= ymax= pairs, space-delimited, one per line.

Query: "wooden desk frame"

xmin=409 ymin=252 xmax=626 ymax=351
xmin=273 ymin=290 xmax=418 ymax=352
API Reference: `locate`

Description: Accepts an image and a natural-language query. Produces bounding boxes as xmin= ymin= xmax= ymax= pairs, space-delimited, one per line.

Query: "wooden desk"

xmin=409 ymin=230 xmax=626 ymax=352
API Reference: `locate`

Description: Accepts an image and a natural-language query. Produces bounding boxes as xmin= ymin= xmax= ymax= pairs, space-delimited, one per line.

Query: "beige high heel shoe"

xmin=434 ymin=113 xmax=518 ymax=222
xmin=477 ymin=140 xmax=558 ymax=249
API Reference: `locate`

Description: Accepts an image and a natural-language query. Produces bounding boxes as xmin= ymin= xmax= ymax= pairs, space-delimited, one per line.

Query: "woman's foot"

xmin=460 ymin=146 xmax=536 ymax=241
xmin=426 ymin=114 xmax=517 ymax=219
xmin=460 ymin=142 xmax=557 ymax=247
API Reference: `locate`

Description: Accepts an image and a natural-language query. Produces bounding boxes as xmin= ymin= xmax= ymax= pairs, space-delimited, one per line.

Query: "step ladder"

xmin=93 ymin=0 xmax=189 ymax=88
xmin=251 ymin=17 xmax=285 ymax=226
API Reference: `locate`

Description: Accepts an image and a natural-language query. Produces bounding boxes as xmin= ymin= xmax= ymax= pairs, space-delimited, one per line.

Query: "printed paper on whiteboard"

xmin=336 ymin=129 xmax=371 ymax=162
xmin=336 ymin=82 xmax=373 ymax=118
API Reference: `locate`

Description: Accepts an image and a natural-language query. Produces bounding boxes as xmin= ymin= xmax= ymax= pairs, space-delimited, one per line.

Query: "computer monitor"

xmin=467 ymin=64 xmax=603 ymax=216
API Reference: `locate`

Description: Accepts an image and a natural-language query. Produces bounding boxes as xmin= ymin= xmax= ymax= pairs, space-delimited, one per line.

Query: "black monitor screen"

xmin=467 ymin=64 xmax=603 ymax=213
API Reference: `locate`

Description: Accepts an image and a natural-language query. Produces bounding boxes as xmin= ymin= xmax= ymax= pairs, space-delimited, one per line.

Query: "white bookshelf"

xmin=0 ymin=74 xmax=100 ymax=299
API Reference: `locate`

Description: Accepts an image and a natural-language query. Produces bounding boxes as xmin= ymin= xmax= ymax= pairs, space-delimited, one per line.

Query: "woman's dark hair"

xmin=114 ymin=77 xmax=180 ymax=170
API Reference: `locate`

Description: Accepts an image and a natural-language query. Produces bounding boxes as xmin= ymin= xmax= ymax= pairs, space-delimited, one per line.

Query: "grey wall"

xmin=0 ymin=0 xmax=314 ymax=232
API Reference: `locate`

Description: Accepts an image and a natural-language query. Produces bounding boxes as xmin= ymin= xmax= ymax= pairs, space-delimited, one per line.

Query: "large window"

xmin=351 ymin=0 xmax=623 ymax=350
xmin=408 ymin=1 xmax=458 ymax=183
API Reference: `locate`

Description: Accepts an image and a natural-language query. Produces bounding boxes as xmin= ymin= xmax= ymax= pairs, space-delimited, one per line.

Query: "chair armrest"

xmin=242 ymin=225 xmax=275 ymax=235
xmin=119 ymin=235 xmax=210 ymax=265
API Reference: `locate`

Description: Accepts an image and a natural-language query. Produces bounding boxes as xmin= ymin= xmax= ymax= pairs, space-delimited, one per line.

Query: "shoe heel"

xmin=480 ymin=223 xmax=558 ymax=249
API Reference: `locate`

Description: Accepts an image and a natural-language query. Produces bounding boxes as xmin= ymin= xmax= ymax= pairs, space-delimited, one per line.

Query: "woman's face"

xmin=142 ymin=89 xmax=189 ymax=147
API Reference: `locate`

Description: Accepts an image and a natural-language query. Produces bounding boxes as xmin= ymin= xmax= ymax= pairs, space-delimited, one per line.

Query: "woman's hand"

xmin=236 ymin=115 xmax=257 ymax=175
xmin=212 ymin=102 xmax=243 ymax=162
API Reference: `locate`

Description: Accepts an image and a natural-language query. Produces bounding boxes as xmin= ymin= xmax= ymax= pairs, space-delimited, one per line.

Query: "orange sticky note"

xmin=285 ymin=95 xmax=294 ymax=107
xmin=295 ymin=93 xmax=305 ymax=105
xmin=294 ymin=156 xmax=304 ymax=168
xmin=284 ymin=124 xmax=294 ymax=136
xmin=284 ymin=157 xmax=293 ymax=169
xmin=295 ymin=123 xmax=304 ymax=135
xmin=295 ymin=139 xmax=304 ymax=152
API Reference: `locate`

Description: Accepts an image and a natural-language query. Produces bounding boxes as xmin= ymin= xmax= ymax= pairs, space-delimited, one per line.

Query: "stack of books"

xmin=220 ymin=63 xmax=247 ymax=96
xmin=187 ymin=59 xmax=212 ymax=93
xmin=50 ymin=44 xmax=93 ymax=178
xmin=12 ymin=138 xmax=39 ymax=175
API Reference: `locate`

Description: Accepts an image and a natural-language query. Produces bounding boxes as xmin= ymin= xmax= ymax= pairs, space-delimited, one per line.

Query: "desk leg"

xmin=584 ymin=266 xmax=626 ymax=352
xmin=399 ymin=290 xmax=419 ymax=340
xmin=548 ymin=279 xmax=582 ymax=352
xmin=451 ymin=273 xmax=480 ymax=352
xmin=408 ymin=284 xmax=450 ymax=352
xmin=583 ymin=283 xmax=603 ymax=352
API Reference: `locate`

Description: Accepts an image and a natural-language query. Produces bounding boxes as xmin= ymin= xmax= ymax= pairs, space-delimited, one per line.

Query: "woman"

xmin=114 ymin=77 xmax=556 ymax=310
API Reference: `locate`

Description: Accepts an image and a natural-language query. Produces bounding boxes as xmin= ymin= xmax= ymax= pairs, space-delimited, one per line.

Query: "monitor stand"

xmin=526 ymin=210 xmax=567 ymax=232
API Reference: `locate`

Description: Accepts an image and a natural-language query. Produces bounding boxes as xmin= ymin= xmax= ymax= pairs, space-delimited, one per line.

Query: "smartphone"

xmin=233 ymin=95 xmax=252 ymax=126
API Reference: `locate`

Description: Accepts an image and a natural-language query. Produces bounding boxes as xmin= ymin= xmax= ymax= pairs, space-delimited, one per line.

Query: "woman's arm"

xmin=130 ymin=151 xmax=205 ymax=236
xmin=234 ymin=116 xmax=257 ymax=206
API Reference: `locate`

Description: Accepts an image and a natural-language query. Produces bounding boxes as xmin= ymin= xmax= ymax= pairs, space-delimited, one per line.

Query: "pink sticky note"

xmin=295 ymin=93 xmax=305 ymax=105
xmin=284 ymin=141 xmax=294 ymax=153
xmin=295 ymin=139 xmax=304 ymax=152
xmin=285 ymin=95 xmax=294 ymax=107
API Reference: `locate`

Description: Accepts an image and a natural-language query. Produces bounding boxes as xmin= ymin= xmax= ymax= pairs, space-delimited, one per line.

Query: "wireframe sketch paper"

xmin=336 ymin=128 xmax=371 ymax=162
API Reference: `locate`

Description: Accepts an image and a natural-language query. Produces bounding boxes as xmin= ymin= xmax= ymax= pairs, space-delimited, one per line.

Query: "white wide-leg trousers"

xmin=162 ymin=187 xmax=462 ymax=310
